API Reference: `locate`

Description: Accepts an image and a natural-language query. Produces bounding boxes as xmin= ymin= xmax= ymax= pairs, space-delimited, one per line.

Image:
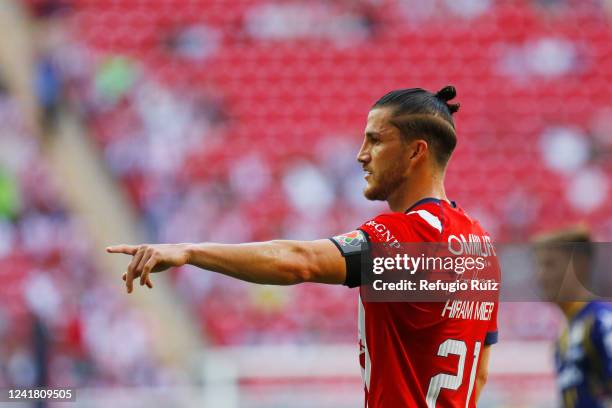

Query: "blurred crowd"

xmin=0 ymin=87 xmax=186 ymax=389
xmin=4 ymin=0 xmax=611 ymax=354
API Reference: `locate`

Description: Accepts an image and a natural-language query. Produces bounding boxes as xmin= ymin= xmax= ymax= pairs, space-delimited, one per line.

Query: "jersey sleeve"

xmin=484 ymin=246 xmax=500 ymax=346
xmin=485 ymin=302 xmax=499 ymax=345
xmin=329 ymin=213 xmax=410 ymax=288
xmin=359 ymin=213 xmax=419 ymax=244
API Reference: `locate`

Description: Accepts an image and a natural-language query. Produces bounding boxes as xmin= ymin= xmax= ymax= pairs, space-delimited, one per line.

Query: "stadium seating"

xmin=27 ymin=0 xmax=611 ymax=345
xmin=0 ymin=93 xmax=175 ymax=387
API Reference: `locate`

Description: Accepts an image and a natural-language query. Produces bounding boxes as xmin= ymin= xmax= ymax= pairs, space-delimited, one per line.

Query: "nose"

xmin=357 ymin=140 xmax=370 ymax=165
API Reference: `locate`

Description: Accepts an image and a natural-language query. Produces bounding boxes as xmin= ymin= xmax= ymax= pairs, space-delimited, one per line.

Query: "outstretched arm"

xmin=106 ymin=240 xmax=346 ymax=293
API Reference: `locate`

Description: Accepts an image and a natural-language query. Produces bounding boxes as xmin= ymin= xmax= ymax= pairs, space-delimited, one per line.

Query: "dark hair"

xmin=372 ymin=85 xmax=459 ymax=166
xmin=532 ymin=224 xmax=594 ymax=260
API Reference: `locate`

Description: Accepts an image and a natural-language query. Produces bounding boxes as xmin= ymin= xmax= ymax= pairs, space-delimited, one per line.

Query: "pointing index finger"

xmin=106 ymin=245 xmax=139 ymax=255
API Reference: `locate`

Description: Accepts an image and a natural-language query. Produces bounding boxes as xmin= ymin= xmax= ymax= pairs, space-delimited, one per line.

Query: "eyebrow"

xmin=365 ymin=131 xmax=381 ymax=138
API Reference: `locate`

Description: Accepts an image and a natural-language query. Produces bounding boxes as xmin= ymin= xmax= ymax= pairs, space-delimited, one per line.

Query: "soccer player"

xmin=108 ymin=86 xmax=499 ymax=407
xmin=533 ymin=226 xmax=612 ymax=408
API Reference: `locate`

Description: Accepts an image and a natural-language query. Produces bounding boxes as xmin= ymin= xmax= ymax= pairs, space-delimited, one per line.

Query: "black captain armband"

xmin=329 ymin=229 xmax=371 ymax=288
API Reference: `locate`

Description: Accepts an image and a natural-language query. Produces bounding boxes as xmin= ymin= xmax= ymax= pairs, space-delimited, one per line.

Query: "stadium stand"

xmin=5 ymin=0 xmax=609 ymax=405
xmin=28 ymin=0 xmax=610 ymax=346
xmin=0 ymin=90 xmax=181 ymax=388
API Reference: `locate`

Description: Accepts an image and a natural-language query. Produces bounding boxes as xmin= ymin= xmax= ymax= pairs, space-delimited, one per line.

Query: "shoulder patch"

xmin=330 ymin=230 xmax=368 ymax=256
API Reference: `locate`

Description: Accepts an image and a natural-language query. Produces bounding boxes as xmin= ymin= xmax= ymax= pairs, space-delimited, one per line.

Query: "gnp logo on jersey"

xmin=364 ymin=220 xmax=400 ymax=248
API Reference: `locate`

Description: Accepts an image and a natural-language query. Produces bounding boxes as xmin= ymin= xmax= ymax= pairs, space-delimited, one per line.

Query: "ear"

xmin=408 ymin=139 xmax=428 ymax=161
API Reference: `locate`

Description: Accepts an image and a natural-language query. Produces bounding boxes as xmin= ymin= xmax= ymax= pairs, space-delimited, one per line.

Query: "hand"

xmin=106 ymin=243 xmax=190 ymax=293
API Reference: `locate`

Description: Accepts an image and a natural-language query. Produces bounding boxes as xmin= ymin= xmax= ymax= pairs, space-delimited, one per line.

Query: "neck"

xmin=387 ymin=170 xmax=448 ymax=212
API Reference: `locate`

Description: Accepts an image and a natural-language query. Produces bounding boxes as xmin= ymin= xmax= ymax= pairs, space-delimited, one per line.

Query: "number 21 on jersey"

xmin=426 ymin=339 xmax=482 ymax=408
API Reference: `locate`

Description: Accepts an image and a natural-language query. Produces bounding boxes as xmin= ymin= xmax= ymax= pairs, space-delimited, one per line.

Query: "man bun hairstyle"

xmin=435 ymin=85 xmax=460 ymax=114
xmin=373 ymin=85 xmax=459 ymax=167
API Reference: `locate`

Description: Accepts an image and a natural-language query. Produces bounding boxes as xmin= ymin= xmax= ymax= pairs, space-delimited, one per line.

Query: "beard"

xmin=363 ymin=160 xmax=406 ymax=201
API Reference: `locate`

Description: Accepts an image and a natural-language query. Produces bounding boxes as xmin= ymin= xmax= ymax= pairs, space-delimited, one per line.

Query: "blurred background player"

xmin=533 ymin=225 xmax=612 ymax=408
xmin=108 ymin=86 xmax=500 ymax=407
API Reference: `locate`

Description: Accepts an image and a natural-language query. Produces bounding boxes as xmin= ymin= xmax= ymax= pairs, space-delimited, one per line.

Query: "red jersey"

xmin=331 ymin=198 xmax=499 ymax=408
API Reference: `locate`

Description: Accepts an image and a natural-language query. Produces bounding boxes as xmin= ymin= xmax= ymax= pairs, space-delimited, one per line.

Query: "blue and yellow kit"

xmin=556 ymin=301 xmax=612 ymax=408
